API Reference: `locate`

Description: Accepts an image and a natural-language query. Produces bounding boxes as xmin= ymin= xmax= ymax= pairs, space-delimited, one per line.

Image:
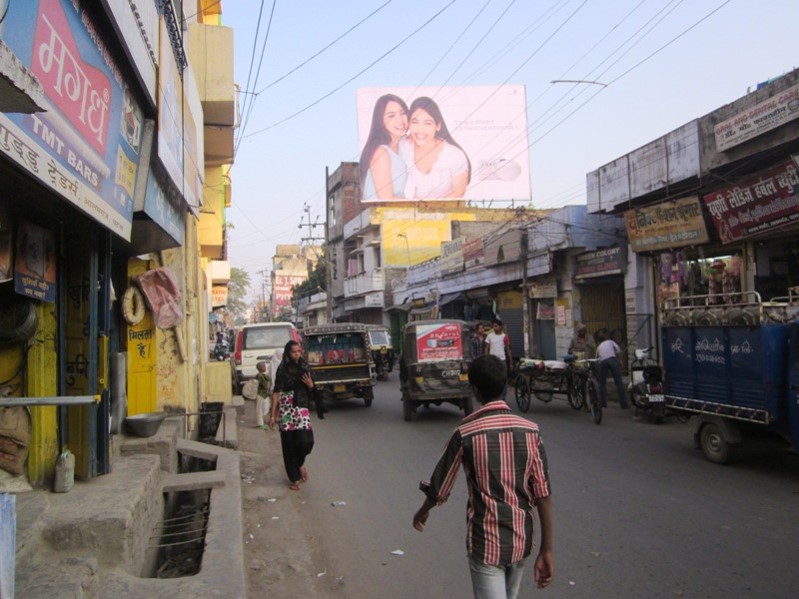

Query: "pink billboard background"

xmin=357 ymin=86 xmax=531 ymax=203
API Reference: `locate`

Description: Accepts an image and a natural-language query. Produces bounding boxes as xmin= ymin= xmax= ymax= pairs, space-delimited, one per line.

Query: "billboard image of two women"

xmin=356 ymin=86 xmax=532 ymax=203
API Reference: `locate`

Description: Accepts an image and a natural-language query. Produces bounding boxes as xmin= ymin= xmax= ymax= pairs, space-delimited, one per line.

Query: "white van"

xmin=230 ymin=322 xmax=300 ymax=394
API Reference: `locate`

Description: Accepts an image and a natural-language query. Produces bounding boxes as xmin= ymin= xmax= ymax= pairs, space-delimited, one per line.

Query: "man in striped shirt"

xmin=413 ymin=354 xmax=554 ymax=598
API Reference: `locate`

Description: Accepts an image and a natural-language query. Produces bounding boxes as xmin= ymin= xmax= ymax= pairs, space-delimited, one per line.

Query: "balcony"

xmin=344 ymin=270 xmax=385 ymax=298
xmin=187 ymin=23 xmax=235 ymax=165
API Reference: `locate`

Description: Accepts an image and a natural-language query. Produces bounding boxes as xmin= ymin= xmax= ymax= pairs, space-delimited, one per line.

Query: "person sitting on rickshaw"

xmin=568 ymin=323 xmax=596 ymax=358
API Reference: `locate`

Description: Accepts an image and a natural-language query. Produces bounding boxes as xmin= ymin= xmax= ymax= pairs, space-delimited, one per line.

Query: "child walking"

xmin=255 ymin=360 xmax=271 ymax=429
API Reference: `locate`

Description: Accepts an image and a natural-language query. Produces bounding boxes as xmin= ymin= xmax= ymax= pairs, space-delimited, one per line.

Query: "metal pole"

xmin=325 ymin=166 xmax=333 ymax=323
xmin=521 ymin=230 xmax=530 ymax=358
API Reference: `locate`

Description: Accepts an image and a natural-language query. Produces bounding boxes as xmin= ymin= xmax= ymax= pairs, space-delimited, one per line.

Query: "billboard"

xmin=357 ymin=86 xmax=531 ymax=203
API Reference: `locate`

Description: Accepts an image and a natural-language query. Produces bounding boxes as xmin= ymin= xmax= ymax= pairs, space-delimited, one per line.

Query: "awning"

xmin=438 ymin=292 xmax=465 ymax=307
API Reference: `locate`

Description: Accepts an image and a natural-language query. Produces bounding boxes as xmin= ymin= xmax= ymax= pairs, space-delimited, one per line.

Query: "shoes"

xmin=256 ymin=424 xmax=269 ymax=429
xmin=289 ymin=481 xmax=301 ymax=491
xmin=300 ymin=467 xmax=309 ymax=482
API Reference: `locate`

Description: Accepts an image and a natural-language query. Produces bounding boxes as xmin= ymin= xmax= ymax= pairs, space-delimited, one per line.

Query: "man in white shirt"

xmin=596 ymin=337 xmax=629 ymax=409
xmin=484 ymin=318 xmax=512 ymax=391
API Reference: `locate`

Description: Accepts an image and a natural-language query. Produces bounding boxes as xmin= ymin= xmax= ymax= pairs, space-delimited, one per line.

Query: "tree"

xmin=292 ymin=255 xmax=327 ymax=300
xmin=227 ymin=267 xmax=250 ymax=325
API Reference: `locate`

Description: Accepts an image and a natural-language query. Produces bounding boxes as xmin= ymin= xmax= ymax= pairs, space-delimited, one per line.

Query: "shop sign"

xmin=625 ymin=196 xmax=709 ymax=252
xmin=211 ymin=285 xmax=228 ymax=308
xmin=14 ymin=221 xmax=56 ymax=302
xmin=143 ymin=168 xmax=185 ymax=246
xmin=714 ymin=83 xmax=799 ymax=152
xmin=416 ymin=322 xmax=462 ymax=362
xmin=575 ymin=246 xmax=626 ymax=279
xmin=703 ymin=160 xmax=799 ymax=244
xmin=0 ymin=0 xmax=144 ymax=240
xmin=364 ymin=291 xmax=384 ymax=308
xmin=440 ymin=238 xmax=464 ymax=275
xmin=528 ymin=277 xmax=557 ymax=298
xmin=463 ymin=237 xmax=485 ymax=269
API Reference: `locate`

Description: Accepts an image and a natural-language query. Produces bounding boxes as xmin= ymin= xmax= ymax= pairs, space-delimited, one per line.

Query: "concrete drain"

xmin=150 ymin=489 xmax=210 ymax=578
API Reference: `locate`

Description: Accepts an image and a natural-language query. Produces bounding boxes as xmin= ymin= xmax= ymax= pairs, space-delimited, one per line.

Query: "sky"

xmin=219 ymin=0 xmax=798 ymax=303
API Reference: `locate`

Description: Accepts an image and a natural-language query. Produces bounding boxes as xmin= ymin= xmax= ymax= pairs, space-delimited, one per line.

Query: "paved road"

xmin=241 ymin=372 xmax=799 ymax=598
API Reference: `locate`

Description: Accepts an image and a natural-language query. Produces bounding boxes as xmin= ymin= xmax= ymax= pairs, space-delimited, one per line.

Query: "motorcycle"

xmin=627 ymin=346 xmax=666 ymax=422
xmin=213 ymin=341 xmax=229 ymax=362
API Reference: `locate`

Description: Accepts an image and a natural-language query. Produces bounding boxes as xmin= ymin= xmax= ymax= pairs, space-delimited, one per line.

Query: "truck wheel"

xmin=402 ymin=395 xmax=414 ymax=421
xmin=699 ymin=422 xmax=734 ymax=464
xmin=462 ymin=395 xmax=474 ymax=416
xmin=364 ymin=388 xmax=374 ymax=407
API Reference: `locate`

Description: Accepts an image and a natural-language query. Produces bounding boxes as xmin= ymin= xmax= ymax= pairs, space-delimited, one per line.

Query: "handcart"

xmin=514 ymin=356 xmax=602 ymax=424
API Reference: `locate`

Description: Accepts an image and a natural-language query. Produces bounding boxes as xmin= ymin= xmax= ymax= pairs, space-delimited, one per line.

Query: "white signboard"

xmin=714 ymin=83 xmax=799 ymax=152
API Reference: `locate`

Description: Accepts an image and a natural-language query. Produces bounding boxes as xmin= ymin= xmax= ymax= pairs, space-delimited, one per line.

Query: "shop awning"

xmin=438 ymin=292 xmax=465 ymax=307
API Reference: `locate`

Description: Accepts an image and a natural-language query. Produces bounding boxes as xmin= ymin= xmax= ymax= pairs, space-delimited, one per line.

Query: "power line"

xmin=243 ymin=0 xmax=456 ymax=138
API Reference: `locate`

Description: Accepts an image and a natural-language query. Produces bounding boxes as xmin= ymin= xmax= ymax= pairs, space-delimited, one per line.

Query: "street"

xmin=239 ymin=373 xmax=799 ymax=599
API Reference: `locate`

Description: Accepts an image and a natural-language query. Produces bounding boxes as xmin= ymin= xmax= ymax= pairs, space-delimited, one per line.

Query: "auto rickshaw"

xmin=399 ymin=319 xmax=473 ymax=421
xmin=366 ymin=324 xmax=395 ymax=381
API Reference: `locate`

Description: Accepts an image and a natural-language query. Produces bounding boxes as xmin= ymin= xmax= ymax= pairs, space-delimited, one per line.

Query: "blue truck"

xmin=661 ymin=290 xmax=799 ymax=463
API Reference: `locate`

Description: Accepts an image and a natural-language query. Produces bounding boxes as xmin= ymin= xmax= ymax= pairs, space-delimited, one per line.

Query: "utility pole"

xmin=521 ymin=229 xmax=530 ymax=359
xmin=298 ymin=202 xmax=325 ymax=246
xmin=256 ymin=268 xmax=269 ymax=322
xmin=324 ymin=167 xmax=333 ymax=323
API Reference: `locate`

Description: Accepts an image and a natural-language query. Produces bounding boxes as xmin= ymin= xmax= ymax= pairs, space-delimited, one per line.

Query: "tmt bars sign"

xmin=0 ymin=0 xmax=144 ymax=240
xmin=703 ymin=160 xmax=799 ymax=244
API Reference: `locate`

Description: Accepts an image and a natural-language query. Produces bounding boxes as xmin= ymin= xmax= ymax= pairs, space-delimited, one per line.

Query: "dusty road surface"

xmin=237 ymin=396 xmax=342 ymax=598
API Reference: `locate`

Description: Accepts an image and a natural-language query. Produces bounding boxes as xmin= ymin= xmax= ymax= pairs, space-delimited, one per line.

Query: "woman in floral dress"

xmin=269 ymin=341 xmax=317 ymax=490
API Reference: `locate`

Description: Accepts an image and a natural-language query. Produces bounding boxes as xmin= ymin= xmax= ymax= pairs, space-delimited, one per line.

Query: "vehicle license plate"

xmin=334 ymin=384 xmax=346 ymax=393
xmin=649 ymin=394 xmax=664 ymax=403
xmin=441 ymin=369 xmax=459 ymax=378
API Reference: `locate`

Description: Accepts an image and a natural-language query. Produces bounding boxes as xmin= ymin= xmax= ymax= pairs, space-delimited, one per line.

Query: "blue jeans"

xmin=469 ymin=557 xmax=527 ymax=599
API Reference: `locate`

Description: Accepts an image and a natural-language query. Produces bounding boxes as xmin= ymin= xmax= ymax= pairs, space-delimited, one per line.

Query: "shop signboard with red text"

xmin=703 ymin=160 xmax=799 ymax=244
xmin=0 ymin=0 xmax=144 ymax=240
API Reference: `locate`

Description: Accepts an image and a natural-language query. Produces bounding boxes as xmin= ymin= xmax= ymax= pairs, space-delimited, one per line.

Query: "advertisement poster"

xmin=357 ymin=86 xmax=531 ymax=203
xmin=0 ymin=0 xmax=144 ymax=240
xmin=14 ymin=221 xmax=56 ymax=302
xmin=416 ymin=322 xmax=462 ymax=362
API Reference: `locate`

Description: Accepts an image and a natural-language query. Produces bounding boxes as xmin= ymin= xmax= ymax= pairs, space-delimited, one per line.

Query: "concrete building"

xmin=587 ymin=67 xmax=799 ymax=359
xmin=0 ymin=1 xmax=236 ymax=487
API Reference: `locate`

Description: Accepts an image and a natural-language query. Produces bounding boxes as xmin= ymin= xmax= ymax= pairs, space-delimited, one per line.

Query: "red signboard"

xmin=703 ymin=160 xmax=799 ymax=244
xmin=416 ymin=322 xmax=462 ymax=362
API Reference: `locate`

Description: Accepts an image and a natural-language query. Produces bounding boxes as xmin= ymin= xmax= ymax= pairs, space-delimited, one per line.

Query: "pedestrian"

xmin=470 ymin=321 xmax=486 ymax=360
xmin=484 ymin=318 xmax=512 ymax=397
xmin=596 ymin=336 xmax=629 ymax=409
xmin=254 ymin=361 xmax=271 ymax=429
xmin=413 ymin=354 xmax=554 ymax=598
xmin=568 ymin=322 xmax=596 ymax=358
xmin=268 ymin=341 xmax=317 ymax=491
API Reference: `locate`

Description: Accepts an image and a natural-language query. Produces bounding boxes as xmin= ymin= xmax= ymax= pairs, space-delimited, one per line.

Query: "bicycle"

xmin=565 ymin=356 xmax=602 ymax=425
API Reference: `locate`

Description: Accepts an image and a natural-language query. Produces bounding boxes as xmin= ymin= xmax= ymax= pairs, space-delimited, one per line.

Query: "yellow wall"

xmin=26 ymin=302 xmax=58 ymax=486
xmin=126 ymin=259 xmax=157 ymax=415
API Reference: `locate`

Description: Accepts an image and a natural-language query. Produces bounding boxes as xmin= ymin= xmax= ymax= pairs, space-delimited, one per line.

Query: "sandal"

xmin=300 ymin=467 xmax=308 ymax=482
xmin=289 ymin=481 xmax=301 ymax=491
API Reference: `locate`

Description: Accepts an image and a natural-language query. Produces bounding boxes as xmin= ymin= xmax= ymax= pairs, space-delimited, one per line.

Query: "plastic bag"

xmin=241 ymin=378 xmax=259 ymax=400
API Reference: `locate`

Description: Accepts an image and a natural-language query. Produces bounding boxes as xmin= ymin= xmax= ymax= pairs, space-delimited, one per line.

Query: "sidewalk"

xmin=8 ymin=410 xmax=247 ymax=597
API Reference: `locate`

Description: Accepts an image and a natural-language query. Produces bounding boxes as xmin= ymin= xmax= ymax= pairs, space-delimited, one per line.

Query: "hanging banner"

xmin=0 ymin=0 xmax=144 ymax=240
xmin=703 ymin=160 xmax=799 ymax=243
xmin=14 ymin=221 xmax=56 ymax=302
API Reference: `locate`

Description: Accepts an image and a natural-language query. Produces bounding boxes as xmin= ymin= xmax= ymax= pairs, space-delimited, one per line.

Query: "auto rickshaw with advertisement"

xmin=399 ymin=319 xmax=473 ymax=421
xmin=365 ymin=324 xmax=395 ymax=381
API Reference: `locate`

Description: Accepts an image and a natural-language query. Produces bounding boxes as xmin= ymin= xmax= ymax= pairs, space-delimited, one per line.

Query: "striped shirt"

xmin=420 ymin=400 xmax=551 ymax=566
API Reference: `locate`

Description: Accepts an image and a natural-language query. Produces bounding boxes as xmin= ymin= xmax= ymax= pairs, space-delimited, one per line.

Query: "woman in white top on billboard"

xmin=359 ymin=94 xmax=411 ymax=200
xmin=404 ymin=96 xmax=471 ymax=199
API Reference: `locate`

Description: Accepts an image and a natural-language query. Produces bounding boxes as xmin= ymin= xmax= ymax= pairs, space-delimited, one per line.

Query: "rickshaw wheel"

xmin=515 ymin=376 xmax=531 ymax=413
